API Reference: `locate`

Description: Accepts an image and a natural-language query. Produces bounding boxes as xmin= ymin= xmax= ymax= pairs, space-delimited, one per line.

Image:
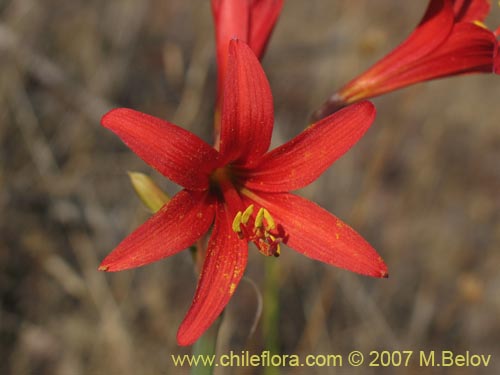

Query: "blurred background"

xmin=1 ymin=0 xmax=499 ymax=374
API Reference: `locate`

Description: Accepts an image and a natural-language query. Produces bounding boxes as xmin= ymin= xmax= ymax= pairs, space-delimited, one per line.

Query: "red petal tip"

xmin=101 ymin=108 xmax=123 ymax=127
xmin=373 ymin=256 xmax=389 ymax=278
xmin=357 ymin=258 xmax=389 ymax=279
xmin=176 ymin=333 xmax=195 ymax=347
xmin=379 ymin=265 xmax=389 ymax=279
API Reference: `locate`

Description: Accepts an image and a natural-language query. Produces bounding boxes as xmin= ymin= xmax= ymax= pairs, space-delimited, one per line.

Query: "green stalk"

xmin=128 ymin=174 xmax=222 ymax=374
xmin=263 ymin=257 xmax=280 ymax=375
xmin=190 ymin=315 xmax=222 ymax=375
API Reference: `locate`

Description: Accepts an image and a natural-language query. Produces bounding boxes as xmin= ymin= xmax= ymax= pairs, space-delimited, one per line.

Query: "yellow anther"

xmin=262 ymin=209 xmax=276 ymax=230
xmin=274 ymin=244 xmax=281 ymax=257
xmin=241 ymin=204 xmax=254 ymax=225
xmin=269 ymin=234 xmax=281 ymax=257
xmin=232 ymin=204 xmax=286 ymax=257
xmin=232 ymin=211 xmax=243 ymax=233
xmin=254 ymin=207 xmax=276 ymax=230
xmin=255 ymin=207 xmax=265 ymax=228
xmin=473 ymin=20 xmax=487 ymax=29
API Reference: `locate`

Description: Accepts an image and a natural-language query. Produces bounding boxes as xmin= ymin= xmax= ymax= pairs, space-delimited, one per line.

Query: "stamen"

xmin=241 ymin=204 xmax=254 ymax=224
xmin=268 ymin=234 xmax=281 ymax=257
xmin=255 ymin=208 xmax=265 ymax=228
xmin=231 ymin=204 xmax=287 ymax=258
xmin=232 ymin=211 xmax=243 ymax=233
xmin=262 ymin=209 xmax=276 ymax=230
xmin=473 ymin=20 xmax=487 ymax=30
xmin=254 ymin=207 xmax=275 ymax=230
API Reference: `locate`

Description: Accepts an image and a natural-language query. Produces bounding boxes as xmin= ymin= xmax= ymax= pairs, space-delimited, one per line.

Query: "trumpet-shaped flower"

xmin=212 ymin=0 xmax=284 ymax=100
xmin=313 ymin=0 xmax=500 ymax=120
xmin=99 ymin=40 xmax=387 ymax=346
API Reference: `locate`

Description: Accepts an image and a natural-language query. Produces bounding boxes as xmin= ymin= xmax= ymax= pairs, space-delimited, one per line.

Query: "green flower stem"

xmin=128 ymin=172 xmax=223 ymax=374
xmin=263 ymin=257 xmax=280 ymax=375
xmin=191 ymin=315 xmax=222 ymax=375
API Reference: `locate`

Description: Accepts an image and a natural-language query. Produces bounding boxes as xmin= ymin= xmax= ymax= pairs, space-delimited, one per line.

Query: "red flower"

xmin=313 ymin=0 xmax=500 ymax=120
xmin=212 ymin=0 xmax=284 ymax=100
xmin=99 ymin=40 xmax=387 ymax=346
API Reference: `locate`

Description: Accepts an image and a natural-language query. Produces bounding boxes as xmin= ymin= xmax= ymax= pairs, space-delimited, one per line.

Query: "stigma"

xmin=232 ymin=205 xmax=285 ymax=257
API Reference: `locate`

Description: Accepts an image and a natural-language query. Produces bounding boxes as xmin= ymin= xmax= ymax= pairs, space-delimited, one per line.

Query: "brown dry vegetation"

xmin=1 ymin=1 xmax=499 ymax=374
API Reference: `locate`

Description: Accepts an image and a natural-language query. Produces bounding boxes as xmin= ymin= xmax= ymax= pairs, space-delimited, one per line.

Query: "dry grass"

xmin=1 ymin=1 xmax=499 ymax=374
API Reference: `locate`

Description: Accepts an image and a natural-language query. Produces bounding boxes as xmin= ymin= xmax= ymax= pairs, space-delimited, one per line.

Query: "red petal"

xmin=244 ymin=192 xmax=388 ymax=278
xmin=378 ymin=22 xmax=497 ymax=90
xmin=99 ymin=190 xmax=215 ymax=272
xmin=452 ymin=0 xmax=491 ymax=22
xmin=248 ymin=0 xmax=284 ymax=57
xmin=177 ymin=202 xmax=248 ymax=346
xmin=102 ymin=108 xmax=218 ymax=190
xmin=219 ymin=39 xmax=274 ymax=166
xmin=212 ymin=0 xmax=250 ymax=100
xmin=338 ymin=0 xmax=455 ymax=102
xmin=211 ymin=0 xmax=283 ymax=101
xmin=241 ymin=101 xmax=375 ymax=192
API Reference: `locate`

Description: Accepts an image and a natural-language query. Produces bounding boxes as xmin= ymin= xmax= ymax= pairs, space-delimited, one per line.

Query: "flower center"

xmin=232 ymin=204 xmax=286 ymax=257
xmin=210 ymin=166 xmax=233 ymax=185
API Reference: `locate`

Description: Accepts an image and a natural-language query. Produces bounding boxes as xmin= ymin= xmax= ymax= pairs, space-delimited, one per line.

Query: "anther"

xmin=255 ymin=208 xmax=265 ymax=228
xmin=269 ymin=234 xmax=281 ymax=257
xmin=473 ymin=20 xmax=487 ymax=29
xmin=241 ymin=204 xmax=254 ymax=225
xmin=262 ymin=209 xmax=276 ymax=230
xmin=232 ymin=211 xmax=243 ymax=233
xmin=231 ymin=204 xmax=286 ymax=258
